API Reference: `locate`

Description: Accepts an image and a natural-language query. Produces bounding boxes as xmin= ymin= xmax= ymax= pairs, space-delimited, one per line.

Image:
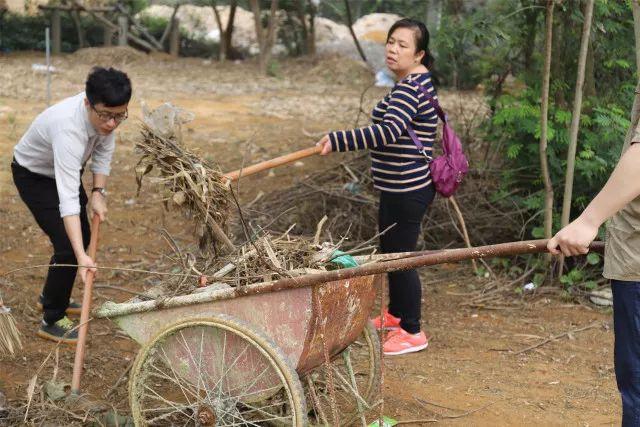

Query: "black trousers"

xmin=612 ymin=280 xmax=640 ymax=426
xmin=378 ymin=185 xmax=435 ymax=334
xmin=11 ymin=159 xmax=90 ymax=324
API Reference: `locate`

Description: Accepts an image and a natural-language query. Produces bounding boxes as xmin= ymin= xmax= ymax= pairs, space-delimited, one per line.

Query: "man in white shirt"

xmin=11 ymin=67 xmax=131 ymax=344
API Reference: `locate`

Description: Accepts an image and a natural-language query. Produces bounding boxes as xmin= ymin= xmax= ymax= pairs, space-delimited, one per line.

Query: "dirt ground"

xmin=0 ymin=49 xmax=619 ymax=426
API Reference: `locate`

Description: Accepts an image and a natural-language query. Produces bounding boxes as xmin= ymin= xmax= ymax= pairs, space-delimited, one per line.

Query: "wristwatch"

xmin=92 ymin=187 xmax=107 ymax=197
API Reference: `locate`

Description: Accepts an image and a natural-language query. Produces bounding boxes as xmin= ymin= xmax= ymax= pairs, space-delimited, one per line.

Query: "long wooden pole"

xmin=71 ymin=214 xmax=101 ymax=395
xmin=224 ymin=145 xmax=321 ymax=182
xmin=94 ymin=240 xmax=604 ymax=319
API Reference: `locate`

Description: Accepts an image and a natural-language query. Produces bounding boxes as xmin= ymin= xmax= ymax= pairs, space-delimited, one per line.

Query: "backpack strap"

xmin=406 ymin=79 xmax=446 ymax=160
xmin=412 ymin=80 xmax=447 ymax=123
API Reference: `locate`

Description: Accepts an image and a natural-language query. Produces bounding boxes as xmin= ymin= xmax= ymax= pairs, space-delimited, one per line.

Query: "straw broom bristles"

xmin=0 ymin=299 xmax=22 ymax=356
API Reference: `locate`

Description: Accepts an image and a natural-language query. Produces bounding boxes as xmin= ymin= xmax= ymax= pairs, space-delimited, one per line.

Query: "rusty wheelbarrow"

xmin=95 ymin=273 xmax=383 ymax=426
xmin=93 ymin=239 xmax=603 ymax=426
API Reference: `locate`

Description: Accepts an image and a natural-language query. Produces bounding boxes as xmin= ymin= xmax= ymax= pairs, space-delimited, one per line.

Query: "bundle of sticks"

xmin=135 ymin=104 xmax=232 ymax=253
xmin=148 ymin=224 xmax=360 ymax=298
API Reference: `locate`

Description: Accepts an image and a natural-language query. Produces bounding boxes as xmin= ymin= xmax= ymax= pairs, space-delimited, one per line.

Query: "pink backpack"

xmin=406 ymin=83 xmax=469 ymax=198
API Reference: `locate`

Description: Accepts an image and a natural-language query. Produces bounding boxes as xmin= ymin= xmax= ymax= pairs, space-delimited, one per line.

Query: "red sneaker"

xmin=370 ymin=310 xmax=401 ymax=331
xmin=383 ymin=329 xmax=429 ymax=356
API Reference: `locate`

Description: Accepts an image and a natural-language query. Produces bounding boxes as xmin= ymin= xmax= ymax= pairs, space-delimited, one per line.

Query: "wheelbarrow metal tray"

xmin=94 ymin=274 xmax=381 ymax=374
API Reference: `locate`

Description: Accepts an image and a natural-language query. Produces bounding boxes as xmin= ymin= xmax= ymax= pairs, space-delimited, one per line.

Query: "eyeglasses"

xmin=90 ymin=104 xmax=128 ymax=123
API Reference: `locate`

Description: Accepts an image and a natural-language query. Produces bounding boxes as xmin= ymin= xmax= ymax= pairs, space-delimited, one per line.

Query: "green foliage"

xmin=488 ymin=87 xmax=630 ymax=227
xmin=0 ymin=12 xmax=104 ymax=52
xmin=138 ymin=15 xmax=169 ymax=37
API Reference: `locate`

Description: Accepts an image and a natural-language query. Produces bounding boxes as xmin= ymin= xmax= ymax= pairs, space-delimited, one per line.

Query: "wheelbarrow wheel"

xmin=303 ymin=322 xmax=381 ymax=426
xmin=129 ymin=315 xmax=307 ymax=426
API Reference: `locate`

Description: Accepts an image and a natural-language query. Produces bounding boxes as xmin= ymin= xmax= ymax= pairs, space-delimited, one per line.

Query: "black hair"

xmin=387 ymin=18 xmax=435 ymax=69
xmin=85 ymin=67 xmax=132 ymax=107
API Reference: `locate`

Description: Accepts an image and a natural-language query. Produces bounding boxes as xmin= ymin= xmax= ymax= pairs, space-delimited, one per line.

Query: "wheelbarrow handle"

xmin=246 ymin=239 xmax=606 ymax=295
xmin=354 ymin=241 xmax=605 ymax=263
xmin=71 ymin=213 xmax=101 ymax=395
xmin=224 ymin=145 xmax=322 ymax=182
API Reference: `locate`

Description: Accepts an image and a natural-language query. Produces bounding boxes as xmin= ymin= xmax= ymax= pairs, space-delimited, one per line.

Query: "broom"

xmin=0 ymin=295 xmax=22 ymax=356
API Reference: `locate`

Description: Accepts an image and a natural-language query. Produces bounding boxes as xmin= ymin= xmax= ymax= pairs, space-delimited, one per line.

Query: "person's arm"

xmin=548 ymin=142 xmax=640 ymax=256
xmin=52 ymin=130 xmax=96 ymax=282
xmin=90 ymin=173 xmax=108 ymax=221
xmin=62 ymin=215 xmax=95 ymax=283
xmin=89 ymin=134 xmax=114 ymax=220
xmin=318 ymin=82 xmax=423 ymax=154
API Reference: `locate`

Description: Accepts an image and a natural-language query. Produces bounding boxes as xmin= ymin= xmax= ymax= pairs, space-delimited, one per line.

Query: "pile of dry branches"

xmin=244 ymin=155 xmax=527 ymax=250
xmin=146 ymin=224 xmax=362 ymax=297
xmin=136 ymin=104 xmax=231 ymax=253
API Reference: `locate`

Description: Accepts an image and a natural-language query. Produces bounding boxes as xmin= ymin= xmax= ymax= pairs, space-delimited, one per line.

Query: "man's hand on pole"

xmin=90 ymin=191 xmax=107 ymax=221
xmin=77 ymin=252 xmax=97 ymax=283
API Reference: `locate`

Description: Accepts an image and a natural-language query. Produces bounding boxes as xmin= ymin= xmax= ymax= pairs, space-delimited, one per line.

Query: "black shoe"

xmin=37 ymin=297 xmax=82 ymax=317
xmin=37 ymin=317 xmax=78 ymax=344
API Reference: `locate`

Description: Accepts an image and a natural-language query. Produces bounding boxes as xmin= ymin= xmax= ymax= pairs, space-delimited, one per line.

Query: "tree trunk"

xmin=70 ymin=10 xmax=86 ymax=48
xmin=160 ymin=3 xmax=180 ymax=48
xmin=626 ymin=2 xmax=640 ymax=145
xmin=540 ymin=0 xmax=555 ymax=265
xmin=250 ymin=0 xmax=279 ymax=74
xmin=115 ymin=3 xmax=164 ymax=50
xmin=343 ymin=0 xmax=367 ymax=63
xmin=169 ymin=17 xmax=180 ymax=57
xmin=584 ymin=38 xmax=596 ymax=98
xmin=211 ymin=0 xmax=225 ymax=60
xmin=558 ymin=0 xmax=595 ymax=276
xmin=307 ymin=0 xmax=316 ymax=55
xmin=295 ymin=0 xmax=308 ymax=55
xmin=521 ymin=0 xmax=539 ymax=74
xmin=223 ymin=0 xmax=237 ymax=60
xmin=633 ymin=0 xmax=640 ymax=76
xmin=550 ymin=7 xmax=565 ymax=106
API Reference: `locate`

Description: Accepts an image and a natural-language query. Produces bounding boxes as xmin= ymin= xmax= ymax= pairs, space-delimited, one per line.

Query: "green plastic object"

xmin=329 ymin=250 xmax=359 ymax=268
xmin=368 ymin=416 xmax=398 ymax=427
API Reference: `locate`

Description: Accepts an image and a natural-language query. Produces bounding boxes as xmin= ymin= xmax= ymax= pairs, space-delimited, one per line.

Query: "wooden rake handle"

xmin=71 ymin=214 xmax=101 ymax=395
xmin=224 ymin=145 xmax=322 ymax=182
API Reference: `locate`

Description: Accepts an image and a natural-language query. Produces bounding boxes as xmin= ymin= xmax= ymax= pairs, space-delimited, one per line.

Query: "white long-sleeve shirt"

xmin=13 ymin=92 xmax=115 ymax=217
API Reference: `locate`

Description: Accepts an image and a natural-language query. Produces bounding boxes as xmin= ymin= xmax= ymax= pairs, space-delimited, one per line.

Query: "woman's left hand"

xmin=316 ymin=135 xmax=332 ymax=155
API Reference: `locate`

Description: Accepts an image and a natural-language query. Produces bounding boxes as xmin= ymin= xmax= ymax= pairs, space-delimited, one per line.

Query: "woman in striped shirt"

xmin=316 ymin=18 xmax=437 ymax=356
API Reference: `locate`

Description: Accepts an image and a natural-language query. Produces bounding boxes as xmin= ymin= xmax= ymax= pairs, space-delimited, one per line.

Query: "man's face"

xmin=84 ymin=98 xmax=128 ymax=135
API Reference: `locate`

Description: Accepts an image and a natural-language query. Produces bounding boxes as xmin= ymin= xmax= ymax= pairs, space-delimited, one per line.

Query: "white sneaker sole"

xmin=383 ymin=342 xmax=428 ymax=356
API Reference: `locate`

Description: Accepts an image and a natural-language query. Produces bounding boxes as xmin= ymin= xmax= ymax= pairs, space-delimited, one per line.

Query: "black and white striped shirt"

xmin=329 ymin=72 xmax=438 ymax=193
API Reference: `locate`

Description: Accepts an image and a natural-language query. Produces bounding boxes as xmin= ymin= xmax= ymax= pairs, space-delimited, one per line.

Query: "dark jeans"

xmin=378 ymin=185 xmax=435 ymax=334
xmin=11 ymin=159 xmax=90 ymax=324
xmin=613 ymin=280 xmax=640 ymax=426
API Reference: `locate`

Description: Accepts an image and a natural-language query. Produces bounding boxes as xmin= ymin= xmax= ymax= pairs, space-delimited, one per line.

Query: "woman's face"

xmin=385 ymin=27 xmax=424 ymax=76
